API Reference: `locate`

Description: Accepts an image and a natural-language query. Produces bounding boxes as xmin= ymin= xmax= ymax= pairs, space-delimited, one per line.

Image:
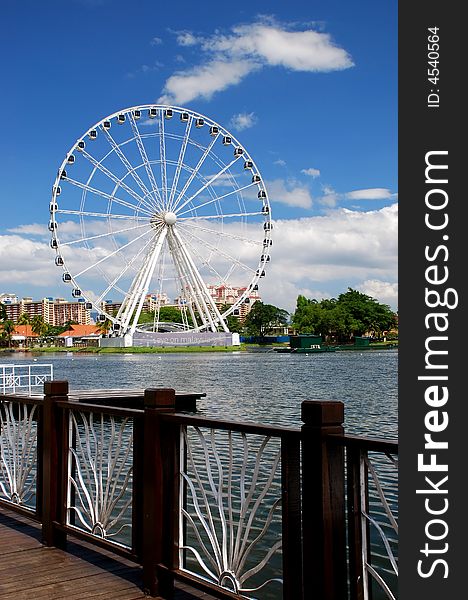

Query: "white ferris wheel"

xmin=49 ymin=105 xmax=272 ymax=335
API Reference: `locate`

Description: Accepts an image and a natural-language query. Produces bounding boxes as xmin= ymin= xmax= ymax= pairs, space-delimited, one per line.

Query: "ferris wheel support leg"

xmin=171 ymin=232 xmax=217 ymax=332
xmin=128 ymin=228 xmax=168 ymax=336
xmin=172 ymin=228 xmax=230 ymax=333
xmin=168 ymin=232 xmax=210 ymax=331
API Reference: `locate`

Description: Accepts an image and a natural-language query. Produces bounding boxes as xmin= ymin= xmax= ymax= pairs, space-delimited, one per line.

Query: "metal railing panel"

xmin=0 ymin=399 xmax=39 ymax=513
xmin=66 ymin=408 xmax=134 ymax=550
xmin=179 ymin=424 xmax=286 ymax=599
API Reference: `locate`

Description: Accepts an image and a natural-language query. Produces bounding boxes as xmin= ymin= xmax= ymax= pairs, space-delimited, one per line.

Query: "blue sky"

xmin=1 ymin=0 xmax=397 ymax=313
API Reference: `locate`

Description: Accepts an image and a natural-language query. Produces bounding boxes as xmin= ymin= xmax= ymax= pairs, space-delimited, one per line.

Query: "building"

xmin=207 ymin=284 xmax=261 ymax=321
xmin=99 ymin=292 xmax=169 ymax=317
xmin=0 ymin=296 xmax=91 ymax=326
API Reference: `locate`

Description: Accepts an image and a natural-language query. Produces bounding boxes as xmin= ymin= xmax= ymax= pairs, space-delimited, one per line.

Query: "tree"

xmin=31 ymin=315 xmax=48 ymax=337
xmin=292 ymin=288 xmax=397 ymax=342
xmin=95 ymin=317 xmax=113 ymax=335
xmin=244 ymin=302 xmax=289 ymax=337
xmin=0 ymin=303 xmax=8 ymax=323
xmin=17 ymin=312 xmax=31 ymax=325
xmin=1 ymin=320 xmax=16 ymax=348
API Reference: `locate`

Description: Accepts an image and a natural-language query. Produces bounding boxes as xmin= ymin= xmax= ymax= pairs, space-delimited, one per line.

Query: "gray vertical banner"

xmin=399 ymin=2 xmax=465 ymax=599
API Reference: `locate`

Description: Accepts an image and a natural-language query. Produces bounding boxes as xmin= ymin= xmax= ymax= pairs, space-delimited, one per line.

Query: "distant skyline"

xmin=1 ymin=0 xmax=397 ymax=312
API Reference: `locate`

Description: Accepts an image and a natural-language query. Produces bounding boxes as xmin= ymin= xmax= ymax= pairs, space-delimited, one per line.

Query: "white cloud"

xmin=1 ymin=204 xmax=397 ymax=313
xmin=204 ymin=23 xmax=353 ymax=71
xmin=160 ymin=20 xmax=353 ymax=104
xmin=319 ymin=185 xmax=339 ymax=207
xmin=150 ymin=36 xmax=163 ymax=46
xmin=357 ymin=279 xmax=398 ymax=309
xmin=301 ymin=167 xmax=321 ymax=178
xmin=176 ymin=31 xmax=200 ymax=46
xmin=229 ymin=112 xmax=258 ymax=131
xmin=8 ymin=224 xmax=48 ymax=236
xmin=257 ymin=204 xmax=398 ymax=311
xmin=345 ymin=188 xmax=395 ymax=201
xmin=159 ymin=59 xmax=256 ymax=105
xmin=267 ymin=179 xmax=313 ymax=209
xmin=274 ymin=159 xmax=286 ymax=167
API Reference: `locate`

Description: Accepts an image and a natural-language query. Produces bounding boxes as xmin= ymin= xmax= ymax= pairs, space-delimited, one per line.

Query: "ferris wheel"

xmin=49 ymin=105 xmax=272 ymax=335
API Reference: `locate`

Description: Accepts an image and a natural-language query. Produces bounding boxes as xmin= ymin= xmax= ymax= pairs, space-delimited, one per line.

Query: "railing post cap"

xmin=44 ymin=380 xmax=69 ymax=396
xmin=144 ymin=387 xmax=176 ymax=408
xmin=301 ymin=400 xmax=344 ymax=426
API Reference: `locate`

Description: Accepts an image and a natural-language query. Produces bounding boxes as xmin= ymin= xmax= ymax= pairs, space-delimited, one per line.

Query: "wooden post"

xmin=42 ymin=380 xmax=68 ymax=548
xmin=141 ymin=388 xmax=176 ymax=598
xmin=301 ymin=400 xmax=347 ymax=600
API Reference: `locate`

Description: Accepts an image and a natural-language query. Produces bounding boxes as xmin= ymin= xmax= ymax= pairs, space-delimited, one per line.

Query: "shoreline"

xmin=0 ymin=341 xmax=398 ymax=355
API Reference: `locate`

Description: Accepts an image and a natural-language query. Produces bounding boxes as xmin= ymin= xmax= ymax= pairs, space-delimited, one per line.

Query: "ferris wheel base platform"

xmin=99 ymin=331 xmax=240 ymax=348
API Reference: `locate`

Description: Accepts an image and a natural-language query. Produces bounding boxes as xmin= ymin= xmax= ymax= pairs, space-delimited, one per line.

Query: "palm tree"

xmin=17 ymin=312 xmax=31 ymax=325
xmin=95 ymin=317 xmax=112 ymax=336
xmin=31 ymin=315 xmax=48 ymax=337
xmin=1 ymin=320 xmax=16 ymax=348
xmin=0 ymin=303 xmax=7 ymax=323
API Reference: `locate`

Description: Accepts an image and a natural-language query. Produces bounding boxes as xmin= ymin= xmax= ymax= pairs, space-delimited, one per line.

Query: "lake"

xmin=1 ymin=348 xmax=398 ymax=598
xmin=2 ymin=348 xmax=398 ymax=437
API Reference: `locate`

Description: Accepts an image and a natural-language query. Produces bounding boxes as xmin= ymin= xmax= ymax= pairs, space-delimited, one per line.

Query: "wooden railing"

xmin=0 ymin=381 xmax=398 ymax=600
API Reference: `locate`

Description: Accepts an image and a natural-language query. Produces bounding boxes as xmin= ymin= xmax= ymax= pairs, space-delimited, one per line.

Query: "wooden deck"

xmin=0 ymin=508 xmax=214 ymax=599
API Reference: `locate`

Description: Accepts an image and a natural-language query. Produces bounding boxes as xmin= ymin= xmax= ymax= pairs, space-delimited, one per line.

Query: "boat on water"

xmin=274 ymin=334 xmax=338 ymax=354
xmin=274 ymin=344 xmax=338 ymax=354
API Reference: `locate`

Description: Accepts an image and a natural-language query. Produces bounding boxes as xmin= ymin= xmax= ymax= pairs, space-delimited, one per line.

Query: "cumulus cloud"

xmin=159 ymin=59 xmax=256 ymax=105
xmin=1 ymin=204 xmax=397 ymax=313
xmin=345 ymin=188 xmax=395 ymax=201
xmin=159 ymin=20 xmax=353 ymax=104
xmin=357 ymin=279 xmax=398 ymax=310
xmin=258 ymin=204 xmax=398 ymax=311
xmin=301 ymin=167 xmax=321 ymax=178
xmin=176 ymin=31 xmax=200 ymax=46
xmin=229 ymin=112 xmax=258 ymax=131
xmin=318 ymin=186 xmax=397 ymax=207
xmin=266 ymin=179 xmax=313 ymax=209
xmin=7 ymin=224 xmax=48 ymax=236
xmin=319 ymin=185 xmax=339 ymax=207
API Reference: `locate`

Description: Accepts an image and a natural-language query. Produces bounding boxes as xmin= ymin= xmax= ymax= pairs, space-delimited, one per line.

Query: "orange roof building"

xmin=58 ymin=324 xmax=102 ymax=338
xmin=12 ymin=325 xmax=39 ymax=339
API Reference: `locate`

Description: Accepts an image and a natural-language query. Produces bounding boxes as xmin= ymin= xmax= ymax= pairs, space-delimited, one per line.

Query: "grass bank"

xmin=7 ymin=345 xmax=247 ymax=354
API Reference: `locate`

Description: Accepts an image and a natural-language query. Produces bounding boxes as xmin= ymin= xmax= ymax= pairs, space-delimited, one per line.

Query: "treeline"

xmin=230 ymin=288 xmax=397 ymax=340
xmin=291 ymin=288 xmax=397 ymax=341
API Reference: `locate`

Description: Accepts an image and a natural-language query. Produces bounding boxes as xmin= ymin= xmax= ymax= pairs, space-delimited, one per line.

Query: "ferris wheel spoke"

xmin=176 ymin=227 xmax=227 ymax=284
xmin=178 ymin=211 xmax=263 ymax=221
xmin=129 ymin=114 xmax=164 ymax=208
xmin=64 ymin=176 xmax=154 ymax=216
xmin=168 ymin=117 xmax=193 ymax=211
xmin=158 ymin=112 xmax=168 ymax=206
xmin=176 ymin=223 xmax=255 ymax=275
xmin=80 ymin=149 xmax=155 ymax=213
xmin=176 ymin=181 xmax=258 ymax=217
xmin=118 ymin=227 xmax=168 ymax=333
xmin=168 ymin=230 xmax=219 ymax=332
xmin=96 ymin=231 xmax=158 ymax=305
xmin=167 ymin=234 xmax=206 ymax=330
xmin=101 ymin=127 xmax=159 ymax=211
xmin=175 ymin=220 xmax=262 ymax=245
xmin=72 ymin=225 xmax=155 ymax=278
xmin=60 ymin=221 xmax=151 ymax=247
xmin=56 ymin=209 xmax=149 ymax=221
xmin=174 ymin=156 xmax=242 ymax=215
xmin=171 ymin=227 xmax=229 ymax=332
xmin=171 ymin=133 xmax=220 ymax=212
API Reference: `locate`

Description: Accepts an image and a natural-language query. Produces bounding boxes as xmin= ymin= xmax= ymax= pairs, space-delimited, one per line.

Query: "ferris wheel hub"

xmin=163 ymin=211 xmax=177 ymax=226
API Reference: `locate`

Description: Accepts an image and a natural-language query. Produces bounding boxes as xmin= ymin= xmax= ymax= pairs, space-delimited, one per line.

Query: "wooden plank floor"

xmin=0 ymin=508 xmax=214 ymax=599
